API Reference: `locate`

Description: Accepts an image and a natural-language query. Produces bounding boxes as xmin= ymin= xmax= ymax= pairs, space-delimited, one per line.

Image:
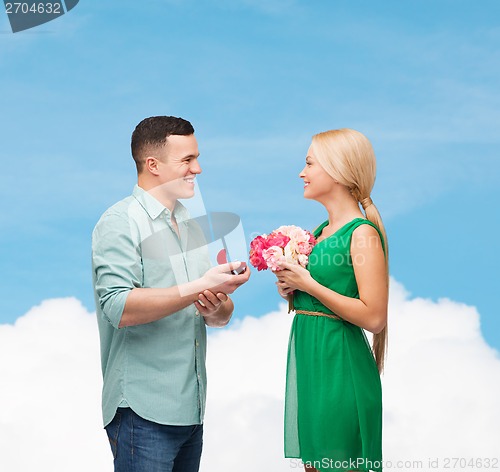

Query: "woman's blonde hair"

xmin=311 ymin=128 xmax=389 ymax=373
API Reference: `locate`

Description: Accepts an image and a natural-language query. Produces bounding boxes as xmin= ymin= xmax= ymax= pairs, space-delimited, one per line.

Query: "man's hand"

xmin=194 ymin=290 xmax=227 ymax=315
xmin=201 ymin=262 xmax=251 ymax=295
xmin=196 ymin=262 xmax=251 ymax=327
xmin=194 ymin=290 xmax=232 ymax=327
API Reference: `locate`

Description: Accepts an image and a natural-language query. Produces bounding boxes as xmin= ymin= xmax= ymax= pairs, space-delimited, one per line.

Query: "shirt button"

xmin=196 ymin=340 xmax=199 ymax=347
xmin=195 ymin=310 xmax=200 ymax=316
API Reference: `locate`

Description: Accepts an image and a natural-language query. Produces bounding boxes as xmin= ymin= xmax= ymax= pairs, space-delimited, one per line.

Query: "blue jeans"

xmin=105 ymin=408 xmax=203 ymax=472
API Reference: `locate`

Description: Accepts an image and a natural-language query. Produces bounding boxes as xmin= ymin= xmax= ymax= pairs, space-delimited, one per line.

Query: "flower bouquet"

xmin=249 ymin=225 xmax=316 ymax=312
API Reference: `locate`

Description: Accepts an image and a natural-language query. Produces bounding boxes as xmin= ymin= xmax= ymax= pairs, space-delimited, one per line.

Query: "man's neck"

xmin=137 ymin=179 xmax=176 ymax=213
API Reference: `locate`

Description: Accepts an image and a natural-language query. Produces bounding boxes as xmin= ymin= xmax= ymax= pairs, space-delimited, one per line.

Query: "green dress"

xmin=285 ymin=218 xmax=385 ymax=472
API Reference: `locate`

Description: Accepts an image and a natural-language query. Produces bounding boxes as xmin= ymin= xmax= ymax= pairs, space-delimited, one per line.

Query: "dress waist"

xmin=295 ymin=309 xmax=342 ymax=321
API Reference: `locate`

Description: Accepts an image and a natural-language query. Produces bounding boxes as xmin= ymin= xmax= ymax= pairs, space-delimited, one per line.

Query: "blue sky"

xmin=1 ymin=0 xmax=499 ymax=348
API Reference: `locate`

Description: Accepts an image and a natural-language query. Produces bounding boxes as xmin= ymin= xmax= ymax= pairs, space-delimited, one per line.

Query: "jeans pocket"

xmin=105 ymin=410 xmax=122 ymax=460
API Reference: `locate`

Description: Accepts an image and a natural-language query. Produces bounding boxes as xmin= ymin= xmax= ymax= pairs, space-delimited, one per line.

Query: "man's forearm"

xmin=117 ymin=261 xmax=249 ymax=328
xmin=119 ymin=278 xmax=206 ymax=328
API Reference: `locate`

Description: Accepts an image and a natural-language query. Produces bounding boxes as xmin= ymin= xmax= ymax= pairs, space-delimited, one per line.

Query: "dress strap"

xmin=295 ymin=309 xmax=342 ymax=321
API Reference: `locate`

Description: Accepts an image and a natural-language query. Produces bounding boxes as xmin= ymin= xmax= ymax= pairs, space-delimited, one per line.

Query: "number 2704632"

xmin=5 ymin=3 xmax=61 ymax=14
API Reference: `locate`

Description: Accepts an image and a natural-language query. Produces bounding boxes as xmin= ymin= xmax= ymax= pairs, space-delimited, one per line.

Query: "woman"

xmin=275 ymin=129 xmax=388 ymax=472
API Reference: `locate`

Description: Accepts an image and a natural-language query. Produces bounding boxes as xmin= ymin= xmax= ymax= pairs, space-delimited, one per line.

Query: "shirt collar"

xmin=132 ymin=185 xmax=190 ymax=222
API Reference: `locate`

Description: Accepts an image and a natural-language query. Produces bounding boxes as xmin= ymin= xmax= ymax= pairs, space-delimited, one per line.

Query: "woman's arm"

xmin=276 ymin=224 xmax=388 ymax=334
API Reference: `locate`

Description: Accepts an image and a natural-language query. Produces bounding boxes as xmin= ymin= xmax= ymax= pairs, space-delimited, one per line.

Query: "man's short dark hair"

xmin=131 ymin=116 xmax=195 ymax=173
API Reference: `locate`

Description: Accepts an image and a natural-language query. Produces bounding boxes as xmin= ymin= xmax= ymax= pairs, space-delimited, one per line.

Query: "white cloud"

xmin=0 ymin=298 xmax=110 ymax=472
xmin=0 ymin=280 xmax=499 ymax=471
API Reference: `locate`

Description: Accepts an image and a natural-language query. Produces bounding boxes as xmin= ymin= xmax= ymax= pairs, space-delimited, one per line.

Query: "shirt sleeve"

xmin=92 ymin=212 xmax=142 ymax=329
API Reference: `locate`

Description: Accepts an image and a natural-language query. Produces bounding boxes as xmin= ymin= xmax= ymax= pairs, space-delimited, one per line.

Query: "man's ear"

xmin=144 ymin=157 xmax=160 ymax=176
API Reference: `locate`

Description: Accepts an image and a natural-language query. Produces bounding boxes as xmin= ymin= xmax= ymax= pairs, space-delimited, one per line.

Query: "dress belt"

xmin=295 ymin=309 xmax=342 ymax=321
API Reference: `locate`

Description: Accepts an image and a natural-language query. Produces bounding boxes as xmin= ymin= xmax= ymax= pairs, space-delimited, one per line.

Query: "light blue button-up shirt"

xmin=92 ymin=185 xmax=211 ymax=427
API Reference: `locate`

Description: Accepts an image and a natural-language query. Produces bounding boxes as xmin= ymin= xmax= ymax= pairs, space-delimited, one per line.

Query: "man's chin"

xmin=178 ymin=189 xmax=196 ymax=200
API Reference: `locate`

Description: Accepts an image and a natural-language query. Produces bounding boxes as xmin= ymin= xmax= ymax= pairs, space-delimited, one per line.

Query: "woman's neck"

xmin=322 ymin=193 xmax=363 ymax=228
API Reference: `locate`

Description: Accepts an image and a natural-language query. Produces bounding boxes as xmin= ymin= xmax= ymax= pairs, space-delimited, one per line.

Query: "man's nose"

xmin=191 ymin=160 xmax=202 ymax=174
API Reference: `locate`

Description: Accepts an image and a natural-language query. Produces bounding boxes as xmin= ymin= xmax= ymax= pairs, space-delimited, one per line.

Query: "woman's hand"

xmin=273 ymin=262 xmax=314 ymax=295
xmin=273 ymin=273 xmax=293 ymax=299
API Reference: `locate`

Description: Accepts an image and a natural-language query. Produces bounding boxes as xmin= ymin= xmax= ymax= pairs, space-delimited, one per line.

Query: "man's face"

xmin=154 ymin=134 xmax=201 ymax=201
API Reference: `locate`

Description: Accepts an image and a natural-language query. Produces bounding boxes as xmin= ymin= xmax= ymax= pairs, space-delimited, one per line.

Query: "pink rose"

xmin=262 ymin=246 xmax=286 ymax=271
xmin=250 ymin=235 xmax=268 ymax=253
xmin=297 ymin=241 xmax=313 ymax=255
xmin=266 ymin=232 xmax=290 ymax=248
xmin=249 ymin=252 xmax=267 ymax=271
xmin=249 ymin=235 xmax=270 ymax=271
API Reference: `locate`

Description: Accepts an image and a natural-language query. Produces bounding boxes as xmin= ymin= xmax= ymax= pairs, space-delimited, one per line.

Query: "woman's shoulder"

xmin=351 ymin=220 xmax=380 ymax=235
xmin=351 ymin=220 xmax=385 ymax=253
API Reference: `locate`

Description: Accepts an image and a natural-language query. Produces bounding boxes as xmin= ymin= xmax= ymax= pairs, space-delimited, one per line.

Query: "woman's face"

xmin=299 ymin=144 xmax=336 ymax=201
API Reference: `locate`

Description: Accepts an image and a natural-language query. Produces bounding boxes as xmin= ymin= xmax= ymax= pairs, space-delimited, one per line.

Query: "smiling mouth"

xmin=184 ymin=177 xmax=196 ymax=184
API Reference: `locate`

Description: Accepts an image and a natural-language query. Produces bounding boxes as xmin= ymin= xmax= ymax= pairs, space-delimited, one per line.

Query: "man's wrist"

xmin=179 ymin=277 xmax=208 ymax=302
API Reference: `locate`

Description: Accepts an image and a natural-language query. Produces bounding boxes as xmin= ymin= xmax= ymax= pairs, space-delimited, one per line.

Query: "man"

xmin=92 ymin=116 xmax=250 ymax=471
